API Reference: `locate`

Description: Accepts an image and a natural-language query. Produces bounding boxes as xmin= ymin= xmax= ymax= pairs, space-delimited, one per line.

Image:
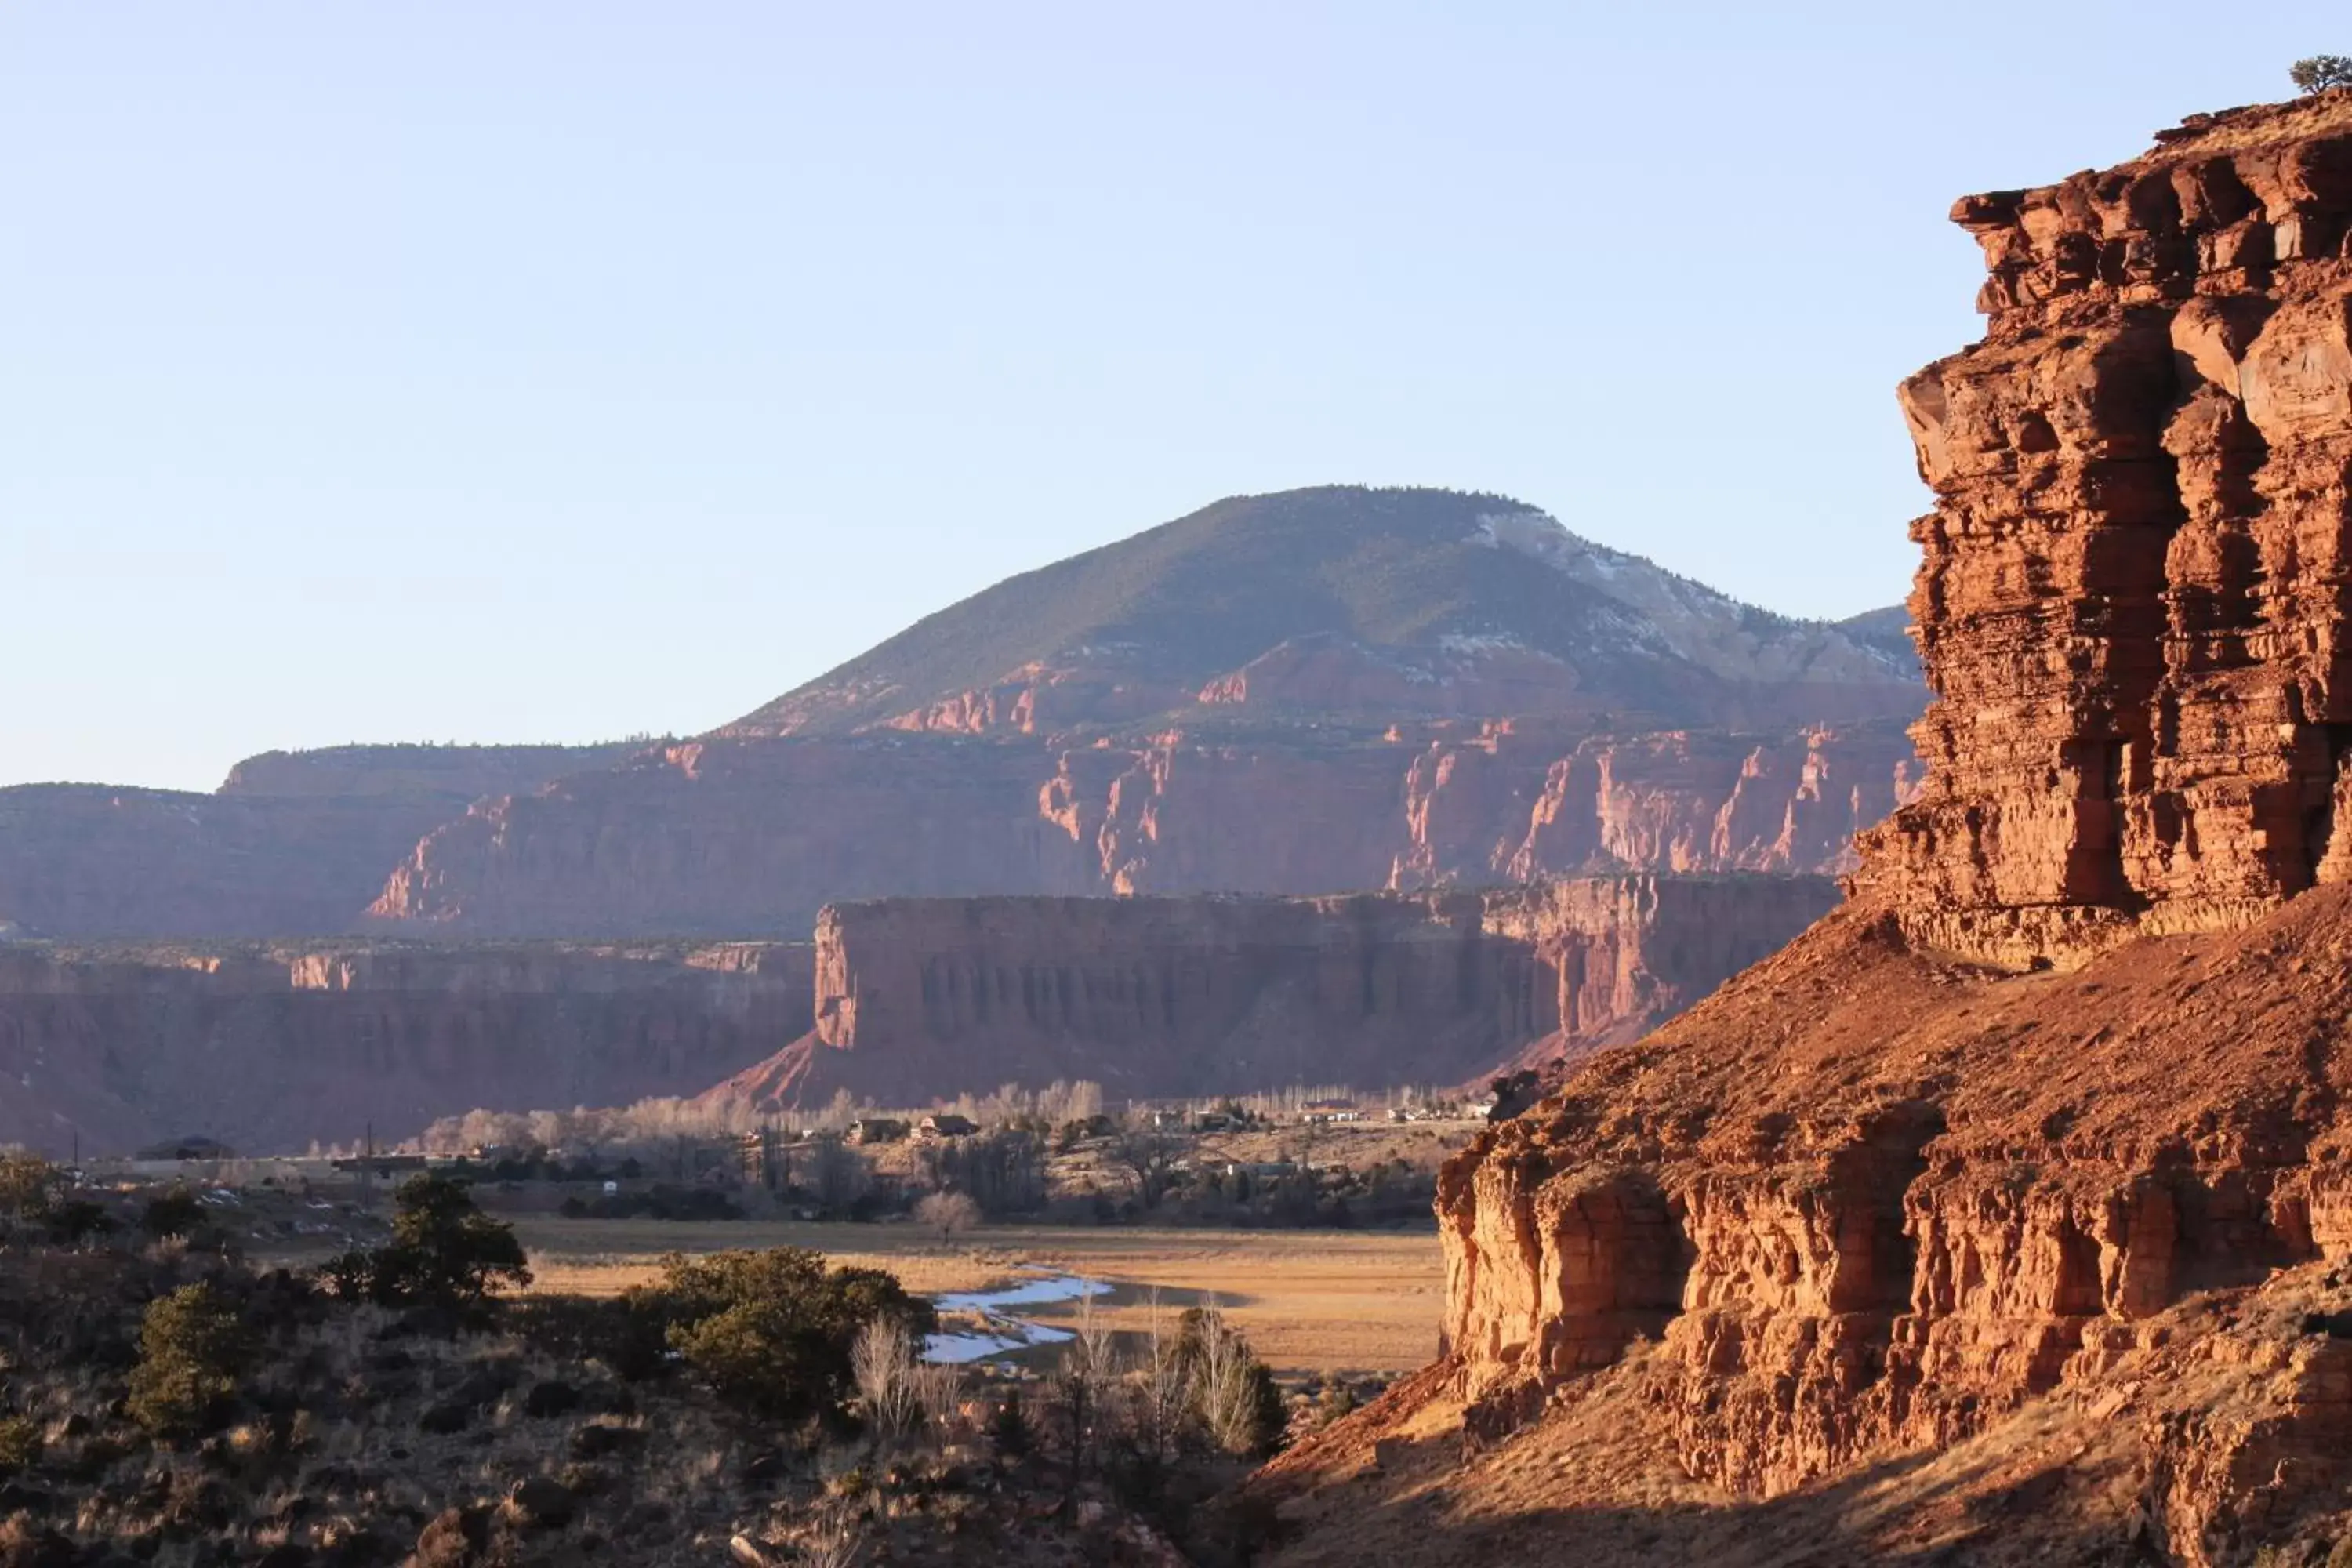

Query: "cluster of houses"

xmin=841 ymin=1112 xmax=978 ymax=1146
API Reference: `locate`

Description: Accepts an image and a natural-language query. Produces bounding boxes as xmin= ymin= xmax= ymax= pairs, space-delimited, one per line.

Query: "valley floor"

xmin=508 ymin=1217 xmax=1446 ymax=1377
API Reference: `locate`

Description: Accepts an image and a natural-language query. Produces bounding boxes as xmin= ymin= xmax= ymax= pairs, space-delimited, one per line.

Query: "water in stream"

xmin=923 ymin=1271 xmax=1110 ymax=1364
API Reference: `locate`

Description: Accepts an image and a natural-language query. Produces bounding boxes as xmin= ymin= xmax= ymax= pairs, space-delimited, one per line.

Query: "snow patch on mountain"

xmin=1472 ymin=511 xmax=1913 ymax=684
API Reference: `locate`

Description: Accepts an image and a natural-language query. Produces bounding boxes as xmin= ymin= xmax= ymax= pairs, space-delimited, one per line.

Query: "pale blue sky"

xmin=2 ymin=3 xmax=2339 ymax=789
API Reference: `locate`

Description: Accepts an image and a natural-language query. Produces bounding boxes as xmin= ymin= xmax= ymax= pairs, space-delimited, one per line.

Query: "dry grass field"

xmin=510 ymin=1216 xmax=1448 ymax=1376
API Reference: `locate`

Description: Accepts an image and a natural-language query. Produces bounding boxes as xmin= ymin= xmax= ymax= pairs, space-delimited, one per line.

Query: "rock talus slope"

xmin=1268 ymin=93 xmax=2352 ymax=1568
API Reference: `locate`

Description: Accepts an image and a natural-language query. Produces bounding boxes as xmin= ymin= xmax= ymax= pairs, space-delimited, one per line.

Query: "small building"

xmin=848 ymin=1117 xmax=911 ymax=1147
xmin=921 ymin=1113 xmax=978 ymax=1138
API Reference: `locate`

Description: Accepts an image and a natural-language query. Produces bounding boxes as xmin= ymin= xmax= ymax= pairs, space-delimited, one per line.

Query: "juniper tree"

xmin=2292 ymin=56 xmax=2352 ymax=93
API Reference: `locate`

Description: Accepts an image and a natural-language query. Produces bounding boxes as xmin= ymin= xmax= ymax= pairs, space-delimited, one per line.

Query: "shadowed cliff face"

xmin=1375 ymin=95 xmax=2352 ymax=1567
xmin=0 ymin=940 xmax=811 ymax=1157
xmin=696 ymin=877 xmax=1838 ymax=1112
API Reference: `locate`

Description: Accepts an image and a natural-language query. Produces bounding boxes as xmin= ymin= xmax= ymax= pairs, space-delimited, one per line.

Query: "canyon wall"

xmin=369 ymin=723 xmax=1911 ymax=937
xmin=701 ymin=875 xmax=1838 ymax=1111
xmin=1371 ymin=96 xmax=2352 ymax=1567
xmin=0 ymin=939 xmax=811 ymax=1158
xmin=0 ymin=744 xmax=633 ymax=940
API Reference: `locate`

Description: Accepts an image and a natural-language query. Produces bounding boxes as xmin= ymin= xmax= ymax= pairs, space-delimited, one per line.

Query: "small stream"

xmin=923 ymin=1270 xmax=1111 ymax=1364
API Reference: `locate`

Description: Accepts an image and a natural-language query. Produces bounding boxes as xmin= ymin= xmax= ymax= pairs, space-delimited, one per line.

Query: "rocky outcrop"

xmin=371 ymin=723 xmax=1911 ymax=936
xmin=699 ymin=876 xmax=1837 ymax=1110
xmin=1341 ymin=94 xmax=2352 ymax=1568
xmin=0 ymin=939 xmax=810 ymax=1156
xmin=1430 ymin=890 xmax=2352 ymax=1557
xmin=1860 ymin=93 xmax=2352 ymax=970
xmin=0 ymin=745 xmax=632 ymax=940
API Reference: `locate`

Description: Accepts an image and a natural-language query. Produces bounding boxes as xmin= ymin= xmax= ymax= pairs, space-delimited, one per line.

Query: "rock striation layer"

xmin=699 ymin=876 xmax=1837 ymax=1111
xmin=0 ymin=939 xmax=810 ymax=1157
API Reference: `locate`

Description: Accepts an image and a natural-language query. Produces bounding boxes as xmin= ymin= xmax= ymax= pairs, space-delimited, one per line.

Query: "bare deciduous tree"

xmin=1190 ymin=1298 xmax=1274 ymax=1456
xmin=851 ymin=1317 xmax=920 ymax=1449
xmin=808 ymin=1136 xmax=871 ymax=1212
xmin=913 ymin=1189 xmax=983 ymax=1244
xmin=910 ymin=1358 xmax=963 ymax=1443
xmin=796 ymin=1501 xmax=866 ymax=1568
xmin=1134 ymin=1288 xmax=1190 ymax=1465
xmin=1054 ymin=1287 xmax=1120 ymax=1481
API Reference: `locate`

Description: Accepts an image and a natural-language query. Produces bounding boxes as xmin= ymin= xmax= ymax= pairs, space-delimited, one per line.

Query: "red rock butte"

xmin=697 ymin=876 xmax=1839 ymax=1115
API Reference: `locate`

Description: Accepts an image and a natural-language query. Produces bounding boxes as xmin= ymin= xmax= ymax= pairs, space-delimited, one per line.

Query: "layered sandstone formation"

xmin=1269 ymin=95 xmax=2352 ymax=1568
xmin=0 ymin=939 xmax=810 ymax=1157
xmin=0 ymin=744 xmax=632 ymax=940
xmin=369 ymin=722 xmax=1911 ymax=936
xmin=1414 ymin=895 xmax=2352 ymax=1562
xmin=1860 ymin=92 xmax=2352 ymax=969
xmin=699 ymin=875 xmax=1837 ymax=1110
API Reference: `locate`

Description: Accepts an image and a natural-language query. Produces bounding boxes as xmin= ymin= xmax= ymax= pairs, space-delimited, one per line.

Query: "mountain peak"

xmin=726 ymin=485 xmax=1917 ymax=739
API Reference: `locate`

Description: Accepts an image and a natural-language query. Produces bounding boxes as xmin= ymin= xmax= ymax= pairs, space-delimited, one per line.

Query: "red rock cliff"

xmin=699 ymin=875 xmax=1837 ymax=1111
xmin=0 ymin=939 xmax=811 ymax=1156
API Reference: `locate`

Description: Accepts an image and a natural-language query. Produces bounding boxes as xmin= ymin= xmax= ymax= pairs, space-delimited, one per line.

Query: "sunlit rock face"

xmin=1858 ymin=95 xmax=2352 ymax=968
